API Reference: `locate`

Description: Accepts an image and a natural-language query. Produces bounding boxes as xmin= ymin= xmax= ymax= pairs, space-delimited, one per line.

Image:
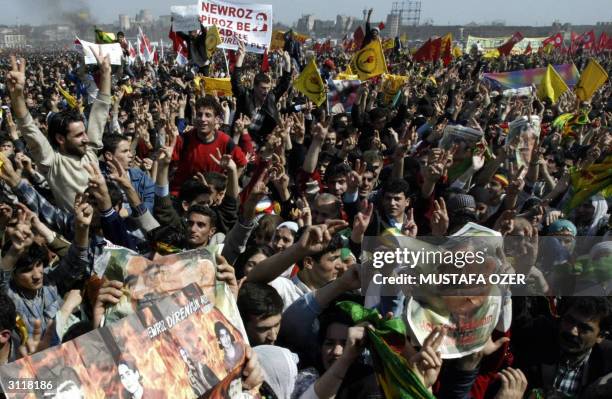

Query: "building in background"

xmin=136 ymin=9 xmax=154 ymax=25
xmin=119 ymin=14 xmax=131 ymax=31
xmin=297 ymin=14 xmax=316 ymax=33
xmin=0 ymin=29 xmax=26 ymax=48
xmin=385 ymin=13 xmax=401 ymax=37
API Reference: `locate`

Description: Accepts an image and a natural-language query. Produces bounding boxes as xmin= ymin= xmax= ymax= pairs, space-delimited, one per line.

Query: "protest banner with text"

xmin=199 ymin=0 xmax=272 ymax=54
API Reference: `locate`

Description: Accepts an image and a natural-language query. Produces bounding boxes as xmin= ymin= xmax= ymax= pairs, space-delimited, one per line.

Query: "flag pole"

xmin=222 ymin=49 xmax=230 ymax=75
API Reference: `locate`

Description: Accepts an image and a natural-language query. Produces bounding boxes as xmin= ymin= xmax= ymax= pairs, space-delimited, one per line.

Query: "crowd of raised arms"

xmin=0 ymin=8 xmax=611 ymax=399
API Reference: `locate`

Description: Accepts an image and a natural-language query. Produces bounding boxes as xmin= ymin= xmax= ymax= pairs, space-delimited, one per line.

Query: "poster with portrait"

xmin=101 ymin=247 xmax=246 ymax=341
xmin=24 ymin=342 xmax=99 ymax=399
xmin=0 ymin=285 xmax=247 ymax=398
xmin=198 ymin=0 xmax=273 ymax=53
xmin=406 ymin=294 xmax=502 ymax=359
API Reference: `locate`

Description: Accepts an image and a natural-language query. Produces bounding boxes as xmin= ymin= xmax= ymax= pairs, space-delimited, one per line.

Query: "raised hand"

xmin=89 ymin=45 xmax=111 ymax=82
xmin=233 ymin=114 xmax=251 ymax=136
xmin=210 ymin=148 xmax=237 ymax=173
xmin=493 ymin=368 xmax=528 ymax=399
xmin=92 ymin=279 xmax=124 ymax=328
xmin=6 ymin=55 xmax=26 ymax=98
xmin=402 ymin=208 xmax=418 ymax=237
xmin=494 ymin=210 xmax=517 ymax=236
xmin=108 ymin=158 xmax=132 ymax=190
xmin=0 ymin=152 xmax=21 ymax=188
xmin=18 ymin=319 xmax=55 ymax=357
xmin=74 ymin=193 xmax=94 ymax=227
xmin=506 ymin=163 xmax=526 ymax=198
xmin=216 ymin=254 xmax=238 ymax=299
xmin=83 ymin=163 xmax=111 ymax=211
xmin=312 ymin=121 xmax=328 ymax=142
xmin=241 ymin=346 xmax=265 ymax=390
xmin=157 ymin=129 xmax=178 ymax=167
xmin=5 ymin=205 xmax=34 ymax=254
xmin=290 ymin=112 xmax=306 ymax=143
xmin=14 ymin=153 xmax=34 ymax=175
xmin=430 ymin=198 xmax=449 ymax=236
xmin=406 ymin=326 xmax=446 ymax=388
xmin=297 ymin=220 xmax=349 ymax=255
xmin=347 ymin=159 xmax=366 ymax=194
xmin=352 ymin=200 xmax=374 ymax=242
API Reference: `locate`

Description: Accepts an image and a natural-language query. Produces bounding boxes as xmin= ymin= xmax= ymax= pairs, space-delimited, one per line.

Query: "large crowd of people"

xmin=0 ymin=8 xmax=611 ymax=398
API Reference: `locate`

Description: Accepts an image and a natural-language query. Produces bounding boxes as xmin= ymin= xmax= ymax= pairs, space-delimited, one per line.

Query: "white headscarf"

xmin=254 ymin=345 xmax=299 ymax=399
xmin=588 ymin=195 xmax=609 ymax=236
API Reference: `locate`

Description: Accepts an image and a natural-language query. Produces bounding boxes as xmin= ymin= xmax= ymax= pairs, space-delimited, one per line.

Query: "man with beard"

xmin=7 ymin=49 xmax=111 ymax=211
xmin=514 ymin=297 xmax=612 ymax=398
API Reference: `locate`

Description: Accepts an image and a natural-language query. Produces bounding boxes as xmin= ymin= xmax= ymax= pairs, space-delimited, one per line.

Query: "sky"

xmin=0 ymin=0 xmax=609 ymax=27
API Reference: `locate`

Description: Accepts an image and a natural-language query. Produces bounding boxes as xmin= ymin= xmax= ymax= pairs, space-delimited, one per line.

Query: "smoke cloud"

xmin=18 ymin=0 xmax=95 ymax=34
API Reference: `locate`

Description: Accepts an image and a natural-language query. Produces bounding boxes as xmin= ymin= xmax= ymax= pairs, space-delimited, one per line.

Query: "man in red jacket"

xmin=171 ymin=96 xmax=247 ymax=195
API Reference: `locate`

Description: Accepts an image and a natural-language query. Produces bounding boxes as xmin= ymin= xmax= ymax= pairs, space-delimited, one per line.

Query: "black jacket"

xmin=512 ymin=313 xmax=612 ymax=398
xmin=177 ymin=27 xmax=208 ymax=68
xmin=230 ymin=66 xmax=292 ymax=145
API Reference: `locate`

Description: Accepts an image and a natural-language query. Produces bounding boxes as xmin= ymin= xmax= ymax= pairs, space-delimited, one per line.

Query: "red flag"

xmin=524 ymin=43 xmax=532 ymax=55
xmin=261 ymin=48 xmax=269 ymax=72
xmin=322 ymin=39 xmax=332 ymax=53
xmin=413 ymin=39 xmax=435 ymax=62
xmin=597 ymin=32 xmax=608 ymax=52
xmin=138 ymin=27 xmax=153 ymax=62
xmin=580 ymin=30 xmax=596 ymax=49
xmin=169 ymin=26 xmax=187 ymax=54
xmin=543 ymin=32 xmax=563 ymax=48
xmin=497 ymin=31 xmax=523 ymax=56
xmin=570 ymin=31 xmax=580 ymax=53
xmin=430 ymin=37 xmax=442 ymax=61
xmin=153 ymin=47 xmax=159 ymax=65
xmin=441 ymin=34 xmax=452 ymax=65
xmin=353 ymin=26 xmax=365 ymax=49
xmin=378 ymin=22 xmax=385 ymax=31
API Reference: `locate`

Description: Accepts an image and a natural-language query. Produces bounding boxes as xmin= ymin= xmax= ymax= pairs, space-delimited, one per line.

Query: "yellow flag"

xmin=336 ymin=64 xmax=358 ymax=80
xmin=206 ymin=26 xmax=221 ymax=58
xmin=452 ymin=45 xmax=463 ymax=57
xmin=382 ymin=38 xmax=395 ymax=50
xmin=56 ymin=84 xmax=78 ymax=109
xmin=537 ymin=64 xmax=569 ymax=103
xmin=400 ymin=33 xmax=408 ymax=44
xmin=575 ymin=58 xmax=608 ymax=101
xmin=483 ymin=49 xmax=500 ymax=59
xmin=293 ymin=58 xmax=326 ymax=106
xmin=543 ymin=43 xmax=554 ymax=54
xmin=336 ymin=73 xmax=359 ymax=80
xmin=349 ymin=40 xmax=387 ymax=80
xmin=381 ymin=74 xmax=408 ymax=104
xmin=202 ymin=77 xmax=233 ymax=96
xmin=270 ymin=30 xmax=285 ymax=50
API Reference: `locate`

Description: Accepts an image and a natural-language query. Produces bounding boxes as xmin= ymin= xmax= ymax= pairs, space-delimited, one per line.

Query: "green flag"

xmin=95 ymin=28 xmax=116 ymax=44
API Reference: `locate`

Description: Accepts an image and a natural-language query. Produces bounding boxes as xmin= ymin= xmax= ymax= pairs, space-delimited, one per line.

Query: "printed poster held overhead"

xmin=199 ymin=0 xmax=272 ymax=54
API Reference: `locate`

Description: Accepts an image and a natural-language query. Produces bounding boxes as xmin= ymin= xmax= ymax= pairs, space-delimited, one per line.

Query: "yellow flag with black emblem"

xmin=294 ymin=58 xmax=326 ymax=106
xmin=206 ymin=25 xmax=222 ymax=58
xmin=349 ymin=39 xmax=388 ymax=80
